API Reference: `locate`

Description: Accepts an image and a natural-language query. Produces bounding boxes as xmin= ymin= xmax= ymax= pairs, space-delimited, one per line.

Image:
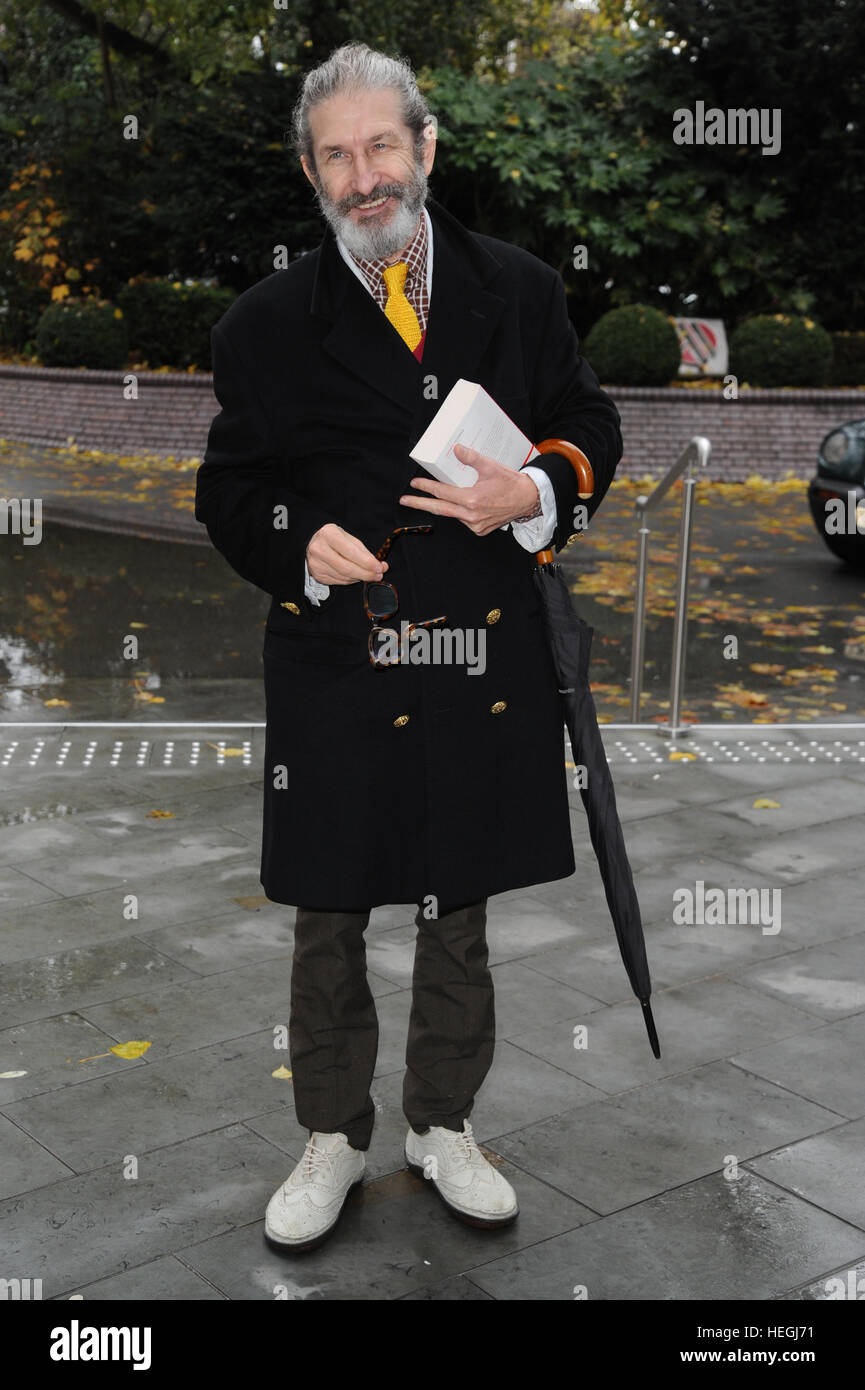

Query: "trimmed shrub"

xmin=116 ymin=278 xmax=236 ymax=370
xmin=0 ymin=282 xmax=51 ymax=354
xmin=582 ymin=304 xmax=681 ymax=386
xmin=829 ymin=331 xmax=865 ymax=386
xmin=729 ymin=314 xmax=833 ymax=388
xmin=35 ymin=297 xmax=128 ymax=369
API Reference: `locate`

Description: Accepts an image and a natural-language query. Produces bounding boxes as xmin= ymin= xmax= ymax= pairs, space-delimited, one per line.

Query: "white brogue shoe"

xmin=264 ymin=1131 xmax=365 ymax=1253
xmin=405 ymin=1119 xmax=519 ymax=1227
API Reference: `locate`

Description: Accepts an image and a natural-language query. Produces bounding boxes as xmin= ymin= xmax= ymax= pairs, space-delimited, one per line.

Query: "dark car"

xmin=808 ymin=419 xmax=865 ymax=570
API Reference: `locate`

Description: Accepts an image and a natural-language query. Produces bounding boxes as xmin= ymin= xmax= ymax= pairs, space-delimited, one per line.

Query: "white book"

xmin=409 ymin=379 xmax=539 ymax=486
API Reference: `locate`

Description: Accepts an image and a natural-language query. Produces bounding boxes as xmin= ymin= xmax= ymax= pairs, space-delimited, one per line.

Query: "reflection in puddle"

xmin=0 ymin=804 xmax=79 ymax=825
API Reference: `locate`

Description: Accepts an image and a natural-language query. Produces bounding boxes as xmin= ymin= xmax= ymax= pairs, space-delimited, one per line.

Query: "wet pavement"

xmin=2 ymin=439 xmax=865 ymax=726
xmin=1 ymin=724 xmax=864 ymax=1300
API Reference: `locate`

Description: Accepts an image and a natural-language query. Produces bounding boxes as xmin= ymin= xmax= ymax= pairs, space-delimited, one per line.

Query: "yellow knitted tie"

xmin=382 ymin=262 xmax=422 ymax=351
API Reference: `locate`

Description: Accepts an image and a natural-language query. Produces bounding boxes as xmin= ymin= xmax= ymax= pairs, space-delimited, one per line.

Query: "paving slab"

xmin=57 ymin=1254 xmax=227 ymax=1301
xmin=14 ymin=825 xmax=255 ymax=896
xmin=518 ymin=920 xmax=795 ymax=1004
xmin=730 ymin=932 xmax=865 ymax=1020
xmin=2 ymin=1029 xmax=294 ymax=1173
xmin=533 ymin=852 xmax=788 ymax=932
xmin=491 ymin=1060 xmax=844 ymax=1214
xmin=781 ymin=1256 xmax=865 ymax=1301
xmin=0 ymin=936 xmax=199 ymax=1028
xmin=730 ymin=1013 xmax=865 ymax=1120
xmin=174 ymin=1158 xmax=597 ymax=1300
xmin=398 ymin=1275 xmax=493 ymax=1299
xmin=485 ymin=961 xmax=607 ymax=1040
xmin=717 ymin=865 xmax=865 ymax=949
xmin=507 ymin=975 xmax=820 ymax=1095
xmin=0 ymin=816 xmax=113 ymax=868
xmin=737 ymin=815 xmax=865 ymax=883
xmin=0 ymin=873 xmax=278 ymax=963
xmin=464 ymin=1171 xmax=865 ymax=1301
xmin=0 ymin=863 xmax=62 ymax=909
xmin=747 ymin=1117 xmax=865 ymax=1231
xmin=137 ymin=907 xmax=296 ymax=976
xmin=614 ymin=805 xmax=783 ymax=874
xmin=79 ymin=953 xmax=399 ymax=1059
xmin=0 ymin=1111 xmax=75 ymax=1200
xmin=75 ymin=780 xmax=264 ymax=842
xmin=1 ymin=724 xmax=863 ymax=1300
xmin=709 ymin=775 xmax=865 ymax=833
xmin=0 ymin=1125 xmax=287 ymax=1299
xmin=0 ymin=1010 xmax=150 ymax=1104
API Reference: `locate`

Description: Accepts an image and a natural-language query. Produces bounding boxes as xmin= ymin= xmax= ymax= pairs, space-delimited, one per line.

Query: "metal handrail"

xmin=629 ymin=435 xmax=711 ymax=736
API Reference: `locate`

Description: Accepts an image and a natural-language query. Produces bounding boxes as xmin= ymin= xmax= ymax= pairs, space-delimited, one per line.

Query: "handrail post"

xmin=659 ymin=467 xmax=699 ymax=740
xmin=629 ymin=498 xmax=651 ymax=722
xmin=629 ymin=436 xmax=711 ymax=735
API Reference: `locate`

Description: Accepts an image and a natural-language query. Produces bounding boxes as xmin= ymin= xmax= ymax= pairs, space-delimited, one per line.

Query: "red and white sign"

xmin=674 ymin=317 xmax=728 ymax=377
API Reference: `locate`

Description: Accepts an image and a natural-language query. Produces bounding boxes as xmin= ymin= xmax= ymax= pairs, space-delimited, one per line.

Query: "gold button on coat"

xmin=486 ymin=608 xmax=501 ymax=624
xmin=280 ymin=601 xmax=300 ymax=614
xmin=490 ymin=700 xmax=507 ymax=714
xmin=393 ymin=714 xmax=410 ymax=728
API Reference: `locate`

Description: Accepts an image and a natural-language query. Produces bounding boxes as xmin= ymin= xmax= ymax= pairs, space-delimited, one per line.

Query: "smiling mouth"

xmin=353 ymin=193 xmax=391 ymax=213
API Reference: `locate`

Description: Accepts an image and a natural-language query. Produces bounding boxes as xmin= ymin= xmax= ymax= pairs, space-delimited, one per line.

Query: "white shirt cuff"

xmin=510 ymin=465 xmax=557 ymax=551
xmin=304 ymin=560 xmax=330 ymax=605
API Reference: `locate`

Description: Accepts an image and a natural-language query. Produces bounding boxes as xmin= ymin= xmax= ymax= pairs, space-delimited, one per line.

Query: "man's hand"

xmin=306 ymin=523 xmax=388 ymax=585
xmin=399 ymin=443 xmax=540 ymax=536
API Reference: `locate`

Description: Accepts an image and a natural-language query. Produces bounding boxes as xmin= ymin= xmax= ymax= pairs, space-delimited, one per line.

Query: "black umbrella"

xmin=532 ymin=438 xmax=661 ymax=1058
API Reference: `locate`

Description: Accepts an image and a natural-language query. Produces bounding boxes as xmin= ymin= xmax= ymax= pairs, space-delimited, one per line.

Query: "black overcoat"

xmin=195 ymin=196 xmax=623 ymax=910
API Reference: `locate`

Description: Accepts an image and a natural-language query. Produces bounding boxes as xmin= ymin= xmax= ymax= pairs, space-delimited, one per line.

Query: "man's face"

xmin=300 ymin=86 xmax=436 ymax=261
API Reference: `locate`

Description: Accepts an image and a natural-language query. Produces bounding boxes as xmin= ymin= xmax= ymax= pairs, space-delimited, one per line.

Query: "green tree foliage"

xmin=621 ymin=0 xmax=865 ymax=329
xmin=0 ymin=0 xmax=860 ymax=358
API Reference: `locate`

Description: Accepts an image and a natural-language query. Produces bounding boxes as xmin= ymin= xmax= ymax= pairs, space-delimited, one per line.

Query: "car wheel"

xmin=820 ymin=532 xmax=865 ymax=571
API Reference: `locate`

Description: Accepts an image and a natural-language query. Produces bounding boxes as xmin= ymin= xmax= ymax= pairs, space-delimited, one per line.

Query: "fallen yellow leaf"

xmin=146 ymin=809 xmax=174 ymax=818
xmin=110 ymin=1040 xmax=152 ymax=1060
xmin=753 ymin=798 xmax=781 ymax=809
xmin=43 ymin=697 xmax=70 ymax=707
xmin=669 ymin=750 xmax=697 ymax=761
xmin=272 ymin=1065 xmax=293 ymax=1080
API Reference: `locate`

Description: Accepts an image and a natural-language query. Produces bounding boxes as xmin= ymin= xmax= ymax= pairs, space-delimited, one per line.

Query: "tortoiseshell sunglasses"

xmin=363 ymin=526 xmax=446 ymax=668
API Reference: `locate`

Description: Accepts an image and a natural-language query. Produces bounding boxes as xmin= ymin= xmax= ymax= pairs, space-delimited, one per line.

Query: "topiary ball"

xmin=729 ymin=314 xmax=833 ymax=388
xmin=583 ymin=304 xmax=681 ymax=386
xmin=35 ymin=297 xmax=128 ymax=370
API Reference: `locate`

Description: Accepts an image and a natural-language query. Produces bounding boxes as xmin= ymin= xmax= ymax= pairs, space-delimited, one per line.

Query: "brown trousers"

xmin=288 ymin=898 xmax=494 ymax=1151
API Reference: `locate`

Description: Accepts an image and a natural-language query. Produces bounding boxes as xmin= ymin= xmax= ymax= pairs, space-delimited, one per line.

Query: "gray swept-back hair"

xmin=289 ymin=41 xmax=436 ymax=177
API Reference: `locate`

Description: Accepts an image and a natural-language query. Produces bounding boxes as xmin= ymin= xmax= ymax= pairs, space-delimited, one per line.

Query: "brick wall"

xmin=1 ymin=364 xmax=863 ymax=480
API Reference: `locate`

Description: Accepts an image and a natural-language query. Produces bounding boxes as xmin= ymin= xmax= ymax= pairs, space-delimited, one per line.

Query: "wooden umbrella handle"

xmin=535 ymin=438 xmax=594 ymax=498
xmin=533 ymin=437 xmax=595 ymax=566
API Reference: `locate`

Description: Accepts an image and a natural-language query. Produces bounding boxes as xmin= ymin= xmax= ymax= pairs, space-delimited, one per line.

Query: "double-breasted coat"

xmin=195 ymin=195 xmax=623 ymax=910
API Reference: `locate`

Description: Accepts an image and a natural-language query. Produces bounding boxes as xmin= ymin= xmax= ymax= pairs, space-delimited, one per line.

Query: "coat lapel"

xmin=308 ymin=196 xmax=508 ymax=445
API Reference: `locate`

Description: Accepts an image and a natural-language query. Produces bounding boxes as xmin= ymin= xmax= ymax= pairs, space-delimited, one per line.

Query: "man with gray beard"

xmin=195 ymin=40 xmax=622 ymax=1252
